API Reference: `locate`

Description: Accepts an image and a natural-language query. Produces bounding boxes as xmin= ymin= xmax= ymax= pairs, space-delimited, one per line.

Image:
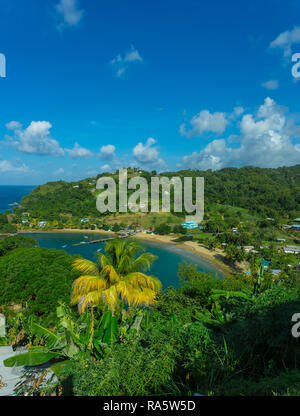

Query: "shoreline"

xmin=16 ymin=228 xmax=232 ymax=276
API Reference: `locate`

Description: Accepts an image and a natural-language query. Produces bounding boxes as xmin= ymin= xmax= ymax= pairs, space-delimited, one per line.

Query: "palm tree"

xmin=71 ymin=238 xmax=162 ymax=313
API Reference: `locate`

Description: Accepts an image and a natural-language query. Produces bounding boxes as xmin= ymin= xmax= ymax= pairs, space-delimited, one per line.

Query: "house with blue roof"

xmin=181 ymin=220 xmax=199 ymax=229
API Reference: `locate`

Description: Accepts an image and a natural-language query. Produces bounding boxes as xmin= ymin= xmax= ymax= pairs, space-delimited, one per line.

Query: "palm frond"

xmin=72 ymin=258 xmax=99 ymax=276
xmin=71 ymin=275 xmax=108 ymax=298
xmin=125 ymin=272 xmax=162 ymax=291
xmin=101 ymin=264 xmax=119 ymax=284
xmin=129 ymin=252 xmax=158 ymax=272
xmin=77 ymin=290 xmax=107 ymax=313
xmin=101 ymin=286 xmax=119 ymax=312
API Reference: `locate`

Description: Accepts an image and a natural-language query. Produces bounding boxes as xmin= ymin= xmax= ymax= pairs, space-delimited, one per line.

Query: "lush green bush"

xmin=154 ymin=223 xmax=172 ymax=235
xmin=0 ymin=235 xmax=38 ymax=257
xmin=220 ymin=287 xmax=300 ymax=379
xmin=0 ymin=247 xmax=80 ymax=322
xmin=0 ymin=213 xmax=16 ymax=233
xmin=63 ymin=311 xmax=235 ymax=396
xmin=213 ymin=369 xmax=300 ymax=396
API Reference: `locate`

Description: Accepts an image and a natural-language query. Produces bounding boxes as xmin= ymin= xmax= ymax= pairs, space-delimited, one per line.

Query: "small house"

xmin=292 ymin=225 xmax=300 ymax=231
xmin=283 ymin=245 xmax=300 ymax=254
xmin=38 ymin=221 xmax=47 ymax=228
xmin=243 ymin=246 xmax=255 ymax=253
xmin=181 ymin=220 xmax=198 ymax=229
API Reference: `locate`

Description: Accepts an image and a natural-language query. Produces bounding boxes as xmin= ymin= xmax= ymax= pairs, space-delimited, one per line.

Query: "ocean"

xmin=0 ymin=186 xmax=36 ymax=213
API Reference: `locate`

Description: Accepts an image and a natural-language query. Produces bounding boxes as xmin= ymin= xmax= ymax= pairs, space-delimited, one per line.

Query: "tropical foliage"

xmin=71 ymin=239 xmax=162 ymax=313
xmin=15 ymin=164 xmax=300 ymax=220
xmin=0 ymin=247 xmax=79 ymax=322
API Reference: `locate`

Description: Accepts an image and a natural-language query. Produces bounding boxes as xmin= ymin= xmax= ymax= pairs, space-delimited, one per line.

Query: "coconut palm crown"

xmin=71 ymin=238 xmax=162 ymax=313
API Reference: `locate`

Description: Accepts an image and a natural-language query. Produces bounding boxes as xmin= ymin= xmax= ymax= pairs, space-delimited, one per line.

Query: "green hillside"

xmin=14 ymin=165 xmax=300 ymax=221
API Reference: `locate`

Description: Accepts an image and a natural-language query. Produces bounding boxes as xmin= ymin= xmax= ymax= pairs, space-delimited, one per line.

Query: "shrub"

xmin=0 ymin=247 xmax=79 ymax=323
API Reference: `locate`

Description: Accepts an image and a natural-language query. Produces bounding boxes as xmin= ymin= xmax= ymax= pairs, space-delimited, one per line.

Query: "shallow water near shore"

xmin=20 ymin=232 xmax=223 ymax=288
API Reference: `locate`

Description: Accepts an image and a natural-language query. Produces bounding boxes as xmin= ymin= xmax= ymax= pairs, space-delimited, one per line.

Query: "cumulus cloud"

xmin=65 ymin=142 xmax=93 ymax=159
xmin=0 ymin=158 xmax=29 ymax=173
xmin=261 ymin=79 xmax=279 ymax=90
xmin=270 ymin=26 xmax=300 ymax=58
xmin=181 ymin=97 xmax=300 ymax=170
xmin=99 ymin=144 xmax=116 ymax=160
xmin=5 ymin=121 xmax=22 ymax=131
xmin=55 ymin=0 xmax=84 ymax=28
xmin=133 ymin=137 xmax=167 ymax=170
xmin=4 ymin=121 xmax=64 ymax=157
xmin=53 ymin=167 xmax=65 ymax=176
xmin=180 ymin=110 xmax=228 ymax=138
xmin=110 ymin=45 xmax=143 ymax=78
xmin=182 ymin=139 xmax=230 ymax=171
xmin=101 ymin=164 xmax=111 ymax=172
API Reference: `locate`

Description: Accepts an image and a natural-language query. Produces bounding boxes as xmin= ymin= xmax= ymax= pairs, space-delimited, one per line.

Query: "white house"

xmin=283 ymin=245 xmax=300 ymax=254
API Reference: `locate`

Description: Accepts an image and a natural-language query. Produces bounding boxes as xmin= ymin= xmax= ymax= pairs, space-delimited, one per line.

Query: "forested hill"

xmin=17 ymin=165 xmax=300 ymax=220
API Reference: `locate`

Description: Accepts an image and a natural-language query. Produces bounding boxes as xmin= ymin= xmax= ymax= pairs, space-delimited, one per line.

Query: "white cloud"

xmin=54 ymin=167 xmax=65 ymax=176
xmin=99 ymin=144 xmax=116 ymax=160
xmin=180 ymin=110 xmax=228 ymax=138
xmin=5 ymin=121 xmax=22 ymax=131
xmin=5 ymin=121 xmax=64 ymax=157
xmin=110 ymin=45 xmax=143 ymax=78
xmin=56 ymin=0 xmax=84 ymax=28
xmin=124 ymin=48 xmax=143 ymax=63
xmin=0 ymin=159 xmax=29 ymax=173
xmin=228 ymin=106 xmax=245 ymax=121
xmin=261 ymin=79 xmax=279 ymax=90
xmin=181 ymin=97 xmax=300 ymax=170
xmin=270 ymin=26 xmax=300 ymax=58
xmin=232 ymin=106 xmax=244 ymax=117
xmin=133 ymin=138 xmax=167 ymax=170
xmin=182 ymin=139 xmax=230 ymax=171
xmin=101 ymin=164 xmax=111 ymax=172
xmin=65 ymin=142 xmax=93 ymax=159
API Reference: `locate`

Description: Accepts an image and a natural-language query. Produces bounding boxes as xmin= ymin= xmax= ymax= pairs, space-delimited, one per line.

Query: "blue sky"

xmin=0 ymin=0 xmax=300 ymax=185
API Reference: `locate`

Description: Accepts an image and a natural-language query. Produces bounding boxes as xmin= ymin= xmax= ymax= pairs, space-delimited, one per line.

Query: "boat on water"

xmin=62 ymin=245 xmax=67 ymax=248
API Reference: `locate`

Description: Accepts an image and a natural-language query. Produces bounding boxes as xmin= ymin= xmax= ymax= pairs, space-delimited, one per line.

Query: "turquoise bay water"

xmin=0 ymin=186 xmax=36 ymax=213
xmin=21 ymin=232 xmax=223 ymax=288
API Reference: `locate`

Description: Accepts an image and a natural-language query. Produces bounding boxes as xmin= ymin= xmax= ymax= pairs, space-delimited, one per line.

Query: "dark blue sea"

xmin=0 ymin=186 xmax=36 ymax=213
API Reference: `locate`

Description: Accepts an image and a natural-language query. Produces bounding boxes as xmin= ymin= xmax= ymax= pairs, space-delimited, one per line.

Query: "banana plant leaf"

xmin=50 ymin=360 xmax=71 ymax=377
xmin=94 ymin=311 xmax=118 ymax=345
xmin=129 ymin=314 xmax=144 ymax=332
xmin=4 ymin=350 xmax=61 ymax=367
xmin=102 ymin=315 xmax=118 ymax=345
xmin=30 ymin=322 xmax=60 ymax=349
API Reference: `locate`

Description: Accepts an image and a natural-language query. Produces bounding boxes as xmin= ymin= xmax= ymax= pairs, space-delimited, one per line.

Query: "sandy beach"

xmin=134 ymin=233 xmax=231 ymax=275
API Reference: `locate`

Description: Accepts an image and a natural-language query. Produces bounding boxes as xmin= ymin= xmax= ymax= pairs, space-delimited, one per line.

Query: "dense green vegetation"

xmin=0 ymin=213 xmax=16 ymax=233
xmin=0 ymin=235 xmax=38 ymax=257
xmin=0 ymin=235 xmax=299 ymax=397
xmin=13 ymin=165 xmax=300 ymax=222
xmin=0 ymin=246 xmax=79 ymax=322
